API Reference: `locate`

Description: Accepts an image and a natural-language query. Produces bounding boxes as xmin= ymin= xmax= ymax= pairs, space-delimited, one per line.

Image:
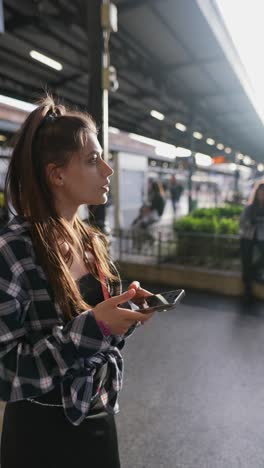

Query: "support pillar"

xmin=85 ymin=0 xmax=114 ymax=233
xmin=234 ymin=167 xmax=240 ymax=202
xmin=188 ymin=114 xmax=196 ymax=213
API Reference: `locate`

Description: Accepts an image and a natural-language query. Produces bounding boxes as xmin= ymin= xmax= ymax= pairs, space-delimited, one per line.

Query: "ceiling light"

xmin=257 ymin=164 xmax=264 ymax=171
xmin=155 ymin=143 xmax=177 ymax=159
xmin=236 ymin=153 xmax=244 ymax=160
xmin=175 ymin=147 xmax=192 ymax=157
xmin=243 ymin=155 xmax=251 ymax=165
xmin=129 ymin=133 xmax=159 ymax=146
xmin=225 ymin=147 xmax=232 ymax=154
xmin=193 ymin=131 xmax=203 ymax=140
xmin=0 ymin=94 xmax=37 ymax=112
xmin=175 ymin=122 xmax=187 ymax=132
xmin=216 ymin=143 xmax=224 ymax=150
xmin=30 ymin=50 xmax=63 ymax=71
xmin=129 ymin=132 xmax=178 ymax=159
xmin=195 ymin=153 xmax=212 ymax=167
xmin=206 ymin=138 xmax=215 ymax=146
xmin=150 ymin=110 xmax=165 ymax=121
xmin=0 ymin=135 xmax=7 ymax=142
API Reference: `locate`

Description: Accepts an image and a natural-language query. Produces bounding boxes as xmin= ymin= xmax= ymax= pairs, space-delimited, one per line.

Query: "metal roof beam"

xmin=52 ymin=73 xmax=86 ymax=88
xmin=118 ymin=0 xmax=162 ymax=12
xmin=2 ymin=29 xmax=88 ymax=76
xmin=5 ymin=5 xmax=87 ymax=56
xmin=200 ymin=89 xmax=243 ymax=99
xmin=0 ymin=58 xmax=89 ymax=107
xmin=5 ymin=14 xmax=36 ymax=32
xmin=6 ymin=0 xmax=81 ymax=30
xmin=165 ymin=56 xmax=225 ymax=72
xmin=150 ymin=3 xmax=222 ymax=92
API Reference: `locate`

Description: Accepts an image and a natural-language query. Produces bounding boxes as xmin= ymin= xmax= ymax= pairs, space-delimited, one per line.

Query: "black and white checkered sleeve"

xmin=0 ymin=240 xmax=110 ymax=402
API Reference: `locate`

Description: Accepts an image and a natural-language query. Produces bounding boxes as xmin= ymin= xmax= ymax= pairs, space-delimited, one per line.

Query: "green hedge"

xmin=174 ymin=205 xmax=242 ymax=235
xmin=190 ymin=205 xmax=243 ymax=219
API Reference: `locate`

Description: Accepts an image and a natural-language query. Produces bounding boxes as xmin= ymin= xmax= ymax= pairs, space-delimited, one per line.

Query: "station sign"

xmin=212 ymin=156 xmax=227 ymax=164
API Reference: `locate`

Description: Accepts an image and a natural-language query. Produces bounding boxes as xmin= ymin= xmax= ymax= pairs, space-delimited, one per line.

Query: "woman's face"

xmin=51 ymin=132 xmax=113 ymax=208
xmin=257 ymin=186 xmax=264 ymax=205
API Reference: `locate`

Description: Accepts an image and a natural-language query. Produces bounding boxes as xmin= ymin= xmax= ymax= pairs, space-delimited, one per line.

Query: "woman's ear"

xmin=46 ymin=163 xmax=64 ymax=188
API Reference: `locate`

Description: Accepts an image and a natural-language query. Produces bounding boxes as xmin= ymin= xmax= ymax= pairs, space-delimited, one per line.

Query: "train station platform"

xmin=116 ymin=284 xmax=264 ymax=468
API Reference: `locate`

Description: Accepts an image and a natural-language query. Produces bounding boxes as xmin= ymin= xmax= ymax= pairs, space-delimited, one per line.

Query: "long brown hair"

xmin=248 ymin=179 xmax=264 ymax=206
xmin=5 ymin=95 xmax=117 ymax=320
xmin=246 ymin=179 xmax=264 ymax=224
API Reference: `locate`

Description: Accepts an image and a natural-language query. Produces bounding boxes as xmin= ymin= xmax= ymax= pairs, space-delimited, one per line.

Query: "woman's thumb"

xmin=113 ymin=288 xmax=136 ymax=306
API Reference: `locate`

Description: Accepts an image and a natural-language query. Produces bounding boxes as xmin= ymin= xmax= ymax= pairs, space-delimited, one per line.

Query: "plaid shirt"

xmin=0 ymin=216 xmax=134 ymax=426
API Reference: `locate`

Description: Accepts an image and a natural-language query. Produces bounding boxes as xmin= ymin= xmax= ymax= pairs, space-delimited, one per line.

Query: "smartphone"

xmin=127 ymin=289 xmax=185 ymax=313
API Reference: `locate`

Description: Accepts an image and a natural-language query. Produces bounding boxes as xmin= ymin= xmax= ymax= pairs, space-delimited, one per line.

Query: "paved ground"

xmin=116 ymin=284 xmax=264 ymax=468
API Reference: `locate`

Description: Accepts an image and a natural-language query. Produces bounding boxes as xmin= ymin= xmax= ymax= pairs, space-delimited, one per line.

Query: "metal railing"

xmin=111 ymin=228 xmax=241 ymax=270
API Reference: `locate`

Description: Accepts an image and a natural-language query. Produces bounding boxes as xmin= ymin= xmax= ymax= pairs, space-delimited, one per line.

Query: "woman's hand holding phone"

xmin=92 ymin=288 xmax=154 ymax=335
xmin=126 ymin=284 xmax=185 ymax=313
xmin=126 ymin=281 xmax=154 ymax=311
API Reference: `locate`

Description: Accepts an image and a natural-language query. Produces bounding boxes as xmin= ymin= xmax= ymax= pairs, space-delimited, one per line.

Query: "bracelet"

xmin=96 ymin=319 xmax=112 ymax=336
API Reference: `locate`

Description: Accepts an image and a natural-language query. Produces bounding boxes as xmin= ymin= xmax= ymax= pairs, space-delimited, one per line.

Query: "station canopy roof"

xmin=1 ymin=0 xmax=264 ymax=162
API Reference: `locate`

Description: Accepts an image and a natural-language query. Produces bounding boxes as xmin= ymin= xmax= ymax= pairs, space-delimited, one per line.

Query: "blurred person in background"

xmin=240 ymin=180 xmax=264 ymax=302
xmin=0 ymin=95 xmax=154 ymax=468
xmin=169 ymin=175 xmax=183 ymax=215
xmin=131 ymin=203 xmax=157 ymax=251
xmin=149 ymin=180 xmax=166 ymax=219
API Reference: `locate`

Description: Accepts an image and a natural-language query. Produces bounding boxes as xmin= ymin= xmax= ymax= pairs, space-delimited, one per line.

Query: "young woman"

xmin=240 ymin=180 xmax=264 ymax=301
xmin=0 ymin=96 xmax=154 ymax=468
